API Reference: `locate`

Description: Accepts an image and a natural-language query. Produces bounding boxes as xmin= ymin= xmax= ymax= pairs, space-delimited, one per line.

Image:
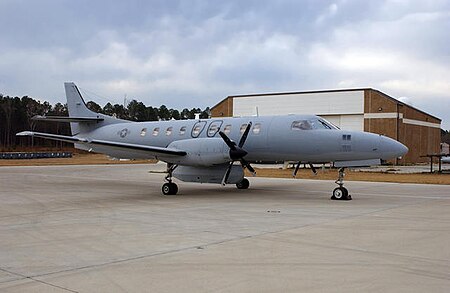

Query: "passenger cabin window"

xmin=240 ymin=124 xmax=248 ymax=134
xmin=252 ymin=123 xmax=261 ymax=134
xmin=191 ymin=121 xmax=206 ymax=138
xmin=179 ymin=126 xmax=186 ymax=135
xmin=166 ymin=127 xmax=173 ymax=136
xmin=207 ymin=121 xmax=222 ymax=137
xmin=152 ymin=127 xmax=160 ymax=136
xmin=140 ymin=128 xmax=147 ymax=137
xmin=223 ymin=124 xmax=232 ymax=135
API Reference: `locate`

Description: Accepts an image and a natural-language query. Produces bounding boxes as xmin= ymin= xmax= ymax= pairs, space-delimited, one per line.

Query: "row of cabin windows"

xmin=138 ymin=119 xmax=333 ymax=138
xmin=139 ymin=122 xmax=262 ymax=138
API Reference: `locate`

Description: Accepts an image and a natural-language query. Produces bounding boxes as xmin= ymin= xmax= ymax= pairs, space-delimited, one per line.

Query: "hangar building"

xmin=211 ymin=88 xmax=441 ymax=164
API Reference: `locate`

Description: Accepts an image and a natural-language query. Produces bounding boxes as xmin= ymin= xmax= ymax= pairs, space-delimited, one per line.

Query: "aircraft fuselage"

xmin=83 ymin=114 xmax=407 ymax=165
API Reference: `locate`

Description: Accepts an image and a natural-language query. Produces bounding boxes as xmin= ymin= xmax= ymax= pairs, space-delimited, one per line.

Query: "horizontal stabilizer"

xmin=16 ymin=131 xmax=187 ymax=158
xmin=32 ymin=115 xmax=104 ymax=122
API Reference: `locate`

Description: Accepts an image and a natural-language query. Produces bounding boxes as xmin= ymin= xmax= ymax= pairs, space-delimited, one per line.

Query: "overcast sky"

xmin=1 ymin=0 xmax=449 ymax=129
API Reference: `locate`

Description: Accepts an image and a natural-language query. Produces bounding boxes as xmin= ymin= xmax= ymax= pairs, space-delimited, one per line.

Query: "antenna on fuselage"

xmin=256 ymin=106 xmax=259 ymax=117
xmin=123 ymin=94 xmax=128 ymax=107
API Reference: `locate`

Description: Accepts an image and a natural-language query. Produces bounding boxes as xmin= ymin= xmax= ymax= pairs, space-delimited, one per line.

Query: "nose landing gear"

xmin=332 ymin=167 xmax=352 ymax=200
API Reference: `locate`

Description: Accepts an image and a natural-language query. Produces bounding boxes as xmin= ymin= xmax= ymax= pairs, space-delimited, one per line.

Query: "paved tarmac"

xmin=1 ymin=164 xmax=449 ymax=292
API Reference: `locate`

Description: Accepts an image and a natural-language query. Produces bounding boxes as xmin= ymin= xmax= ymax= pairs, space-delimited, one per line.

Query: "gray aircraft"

xmin=17 ymin=82 xmax=408 ymax=200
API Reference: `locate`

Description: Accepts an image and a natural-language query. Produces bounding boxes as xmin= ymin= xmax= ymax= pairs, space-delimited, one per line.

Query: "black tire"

xmin=162 ymin=183 xmax=178 ymax=195
xmin=236 ymin=178 xmax=250 ymax=189
xmin=171 ymin=183 xmax=178 ymax=195
xmin=332 ymin=187 xmax=349 ymax=200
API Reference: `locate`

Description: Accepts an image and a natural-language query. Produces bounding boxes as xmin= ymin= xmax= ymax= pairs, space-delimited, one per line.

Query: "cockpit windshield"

xmin=319 ymin=118 xmax=340 ymax=129
xmin=291 ymin=118 xmax=339 ymax=130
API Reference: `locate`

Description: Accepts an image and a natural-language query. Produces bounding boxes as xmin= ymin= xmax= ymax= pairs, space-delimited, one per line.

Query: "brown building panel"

xmin=210 ymin=97 xmax=233 ymax=117
xmin=364 ymin=90 xmax=401 ymax=163
xmin=364 ymin=89 xmax=440 ymax=163
xmin=364 ymin=89 xmax=397 ymax=114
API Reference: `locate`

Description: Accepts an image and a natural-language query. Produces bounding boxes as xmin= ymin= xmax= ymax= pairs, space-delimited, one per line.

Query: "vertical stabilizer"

xmin=64 ymin=82 xmax=127 ymax=136
xmin=65 ymin=82 xmax=98 ymax=119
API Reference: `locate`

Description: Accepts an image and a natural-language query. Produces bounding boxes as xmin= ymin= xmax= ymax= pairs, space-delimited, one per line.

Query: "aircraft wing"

xmin=31 ymin=115 xmax=105 ymax=122
xmin=16 ymin=131 xmax=187 ymax=158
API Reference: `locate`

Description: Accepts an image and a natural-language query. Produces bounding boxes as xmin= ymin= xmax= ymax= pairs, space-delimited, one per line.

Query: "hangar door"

xmin=320 ymin=115 xmax=364 ymax=131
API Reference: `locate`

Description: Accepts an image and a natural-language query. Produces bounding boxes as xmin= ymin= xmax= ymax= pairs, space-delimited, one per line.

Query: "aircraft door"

xmin=207 ymin=120 xmax=223 ymax=137
xmin=191 ymin=121 xmax=207 ymax=138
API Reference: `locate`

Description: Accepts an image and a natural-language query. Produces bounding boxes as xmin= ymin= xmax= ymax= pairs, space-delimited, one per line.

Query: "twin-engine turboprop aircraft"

xmin=17 ymin=83 xmax=408 ymax=200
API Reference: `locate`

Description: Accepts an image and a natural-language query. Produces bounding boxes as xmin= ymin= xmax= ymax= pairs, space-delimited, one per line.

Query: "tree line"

xmin=0 ymin=94 xmax=210 ymax=151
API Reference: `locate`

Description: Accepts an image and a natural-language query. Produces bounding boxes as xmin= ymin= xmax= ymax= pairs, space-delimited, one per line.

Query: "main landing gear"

xmin=162 ymin=164 xmax=178 ymax=195
xmin=160 ymin=163 xmax=250 ymax=195
xmin=236 ymin=178 xmax=249 ymax=189
xmin=332 ymin=167 xmax=352 ymax=201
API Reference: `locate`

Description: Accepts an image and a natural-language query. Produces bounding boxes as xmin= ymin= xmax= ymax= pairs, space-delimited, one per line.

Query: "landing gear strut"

xmin=331 ymin=167 xmax=352 ymax=200
xmin=162 ymin=164 xmax=178 ymax=195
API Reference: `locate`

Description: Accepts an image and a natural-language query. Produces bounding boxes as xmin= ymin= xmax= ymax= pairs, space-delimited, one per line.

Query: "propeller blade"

xmin=240 ymin=158 xmax=256 ymax=175
xmin=309 ymin=163 xmax=317 ymax=175
xmin=221 ymin=161 xmax=234 ymax=186
xmin=293 ymin=161 xmax=301 ymax=177
xmin=218 ymin=131 xmax=236 ymax=150
xmin=238 ymin=122 xmax=252 ymax=148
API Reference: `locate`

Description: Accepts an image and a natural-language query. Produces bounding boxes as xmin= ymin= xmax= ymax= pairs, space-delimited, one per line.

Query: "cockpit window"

xmin=291 ymin=120 xmax=312 ymax=130
xmin=310 ymin=119 xmax=329 ymax=129
xmin=291 ymin=118 xmax=338 ymax=130
xmin=320 ymin=118 xmax=340 ymax=129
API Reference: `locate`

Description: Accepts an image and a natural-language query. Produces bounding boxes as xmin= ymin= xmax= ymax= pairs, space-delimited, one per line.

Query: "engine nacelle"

xmin=173 ymin=165 xmax=244 ymax=184
xmin=167 ymin=138 xmax=230 ymax=166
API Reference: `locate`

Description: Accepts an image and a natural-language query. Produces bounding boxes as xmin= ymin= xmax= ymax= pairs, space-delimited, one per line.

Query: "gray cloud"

xmin=0 ymin=0 xmax=449 ymax=129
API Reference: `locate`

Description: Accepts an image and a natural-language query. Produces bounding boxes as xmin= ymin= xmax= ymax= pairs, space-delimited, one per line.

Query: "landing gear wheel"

xmin=331 ymin=167 xmax=352 ymax=200
xmin=236 ymin=178 xmax=249 ymax=189
xmin=162 ymin=182 xmax=178 ymax=195
xmin=331 ymin=187 xmax=351 ymax=200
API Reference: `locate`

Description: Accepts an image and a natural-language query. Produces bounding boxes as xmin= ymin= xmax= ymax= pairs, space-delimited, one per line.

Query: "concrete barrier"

xmin=0 ymin=152 xmax=72 ymax=159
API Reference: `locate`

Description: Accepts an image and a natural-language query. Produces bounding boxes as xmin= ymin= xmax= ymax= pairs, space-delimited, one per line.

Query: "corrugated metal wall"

xmin=233 ymin=91 xmax=364 ymax=116
xmin=232 ymin=91 xmax=365 ymax=131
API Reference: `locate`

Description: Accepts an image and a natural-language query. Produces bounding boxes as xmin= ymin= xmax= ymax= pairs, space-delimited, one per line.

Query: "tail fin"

xmin=65 ymin=82 xmax=98 ymax=119
xmin=64 ymin=82 xmax=127 ymax=135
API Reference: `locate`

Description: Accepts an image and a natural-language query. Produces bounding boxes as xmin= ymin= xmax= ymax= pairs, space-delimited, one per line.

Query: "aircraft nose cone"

xmin=380 ymin=136 xmax=408 ymax=159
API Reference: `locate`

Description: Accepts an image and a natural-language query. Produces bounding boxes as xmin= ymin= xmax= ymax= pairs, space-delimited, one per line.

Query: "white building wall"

xmin=319 ymin=115 xmax=364 ymax=131
xmin=233 ymin=91 xmax=364 ymax=117
xmin=232 ymin=91 xmax=365 ymax=131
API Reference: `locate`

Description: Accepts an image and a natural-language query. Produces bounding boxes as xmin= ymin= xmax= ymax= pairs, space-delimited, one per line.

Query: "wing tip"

xmin=16 ymin=131 xmax=34 ymax=137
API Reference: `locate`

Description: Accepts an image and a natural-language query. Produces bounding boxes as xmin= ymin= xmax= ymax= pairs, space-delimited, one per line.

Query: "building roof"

xmin=211 ymin=88 xmax=441 ymax=122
